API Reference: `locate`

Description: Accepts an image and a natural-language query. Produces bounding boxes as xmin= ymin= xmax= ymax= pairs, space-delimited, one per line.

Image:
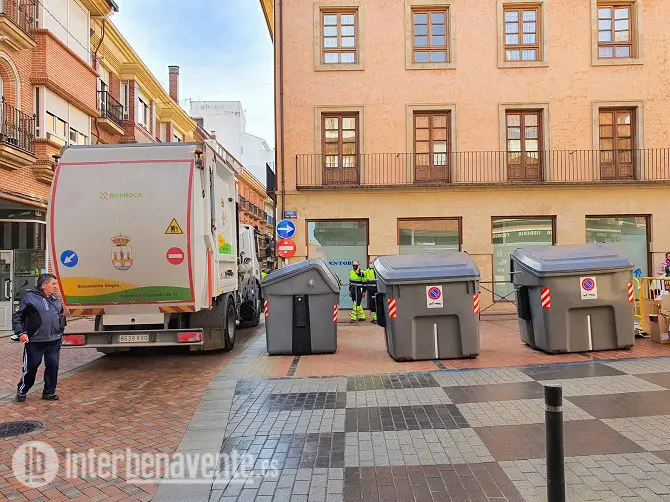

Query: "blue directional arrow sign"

xmin=60 ymin=250 xmax=79 ymax=268
xmin=276 ymin=219 xmax=296 ymax=239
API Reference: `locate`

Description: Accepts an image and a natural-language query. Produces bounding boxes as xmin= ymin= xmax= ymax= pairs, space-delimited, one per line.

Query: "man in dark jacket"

xmin=14 ymin=273 xmax=66 ymax=402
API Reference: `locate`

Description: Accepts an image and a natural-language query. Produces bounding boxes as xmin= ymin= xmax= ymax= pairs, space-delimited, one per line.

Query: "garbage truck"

xmin=48 ymin=141 xmax=263 ymax=353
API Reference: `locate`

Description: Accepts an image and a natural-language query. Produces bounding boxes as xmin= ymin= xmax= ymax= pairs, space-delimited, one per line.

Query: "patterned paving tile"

xmin=225 ymin=409 xmax=346 ymax=437
xmin=432 ymin=368 xmax=534 ymax=387
xmin=344 ymin=404 xmax=469 ymax=433
xmin=457 ymin=398 xmax=593 ymax=427
xmin=636 ymin=371 xmax=670 ymax=389
xmin=342 ymin=463 xmax=524 ymax=502
xmin=343 ymin=430 xmax=494 ymax=467
xmin=520 ymin=362 xmax=625 ymax=380
xmin=234 ymin=377 xmax=348 ymax=396
xmin=443 ymin=381 xmax=545 ymax=403
xmin=500 ymin=453 xmax=670 ymax=502
xmin=476 ymin=420 xmax=645 ymax=462
xmin=346 ymin=372 xmax=440 ymax=391
xmin=345 ymin=387 xmax=452 ymax=408
xmin=539 ymin=375 xmax=665 ymax=396
xmin=233 ymin=391 xmax=347 ymax=413
xmin=568 ymin=390 xmax=670 ymax=419
xmin=603 ymin=358 xmax=670 ymax=375
xmin=603 ymin=415 xmax=670 ymax=451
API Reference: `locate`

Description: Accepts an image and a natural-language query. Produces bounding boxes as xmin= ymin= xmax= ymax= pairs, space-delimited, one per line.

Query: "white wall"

xmin=190 ymin=100 xmax=274 ymax=184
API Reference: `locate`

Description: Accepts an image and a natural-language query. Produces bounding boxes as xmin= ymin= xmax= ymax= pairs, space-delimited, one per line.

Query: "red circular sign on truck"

xmin=166 ymin=247 xmax=185 ymax=265
xmin=277 ymin=238 xmax=296 ymax=259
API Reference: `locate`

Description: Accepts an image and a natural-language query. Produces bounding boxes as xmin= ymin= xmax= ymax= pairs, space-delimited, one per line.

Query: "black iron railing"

xmin=1 ymin=0 xmax=36 ymax=38
xmin=296 ymin=150 xmax=670 ymax=188
xmin=97 ymin=91 xmax=124 ymax=128
xmin=1 ymin=98 xmax=34 ymax=154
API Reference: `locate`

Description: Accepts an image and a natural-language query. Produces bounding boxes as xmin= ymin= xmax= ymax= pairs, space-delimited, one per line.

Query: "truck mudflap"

xmin=62 ymin=329 xmax=204 ymax=348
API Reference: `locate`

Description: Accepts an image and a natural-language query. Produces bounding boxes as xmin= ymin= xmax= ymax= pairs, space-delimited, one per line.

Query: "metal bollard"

xmin=545 ymin=385 xmax=565 ymax=502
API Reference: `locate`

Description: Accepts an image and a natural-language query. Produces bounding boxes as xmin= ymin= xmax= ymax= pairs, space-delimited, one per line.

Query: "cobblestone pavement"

xmin=0 ymin=318 xmax=101 ymax=397
xmin=0 ymin=324 xmax=263 ymax=502
xmin=4 ymin=317 xmax=670 ymax=501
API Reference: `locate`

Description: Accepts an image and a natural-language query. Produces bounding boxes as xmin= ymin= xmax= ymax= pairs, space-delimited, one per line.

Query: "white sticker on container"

xmin=580 ymin=276 xmax=598 ymax=300
xmin=426 ymin=285 xmax=443 ymax=309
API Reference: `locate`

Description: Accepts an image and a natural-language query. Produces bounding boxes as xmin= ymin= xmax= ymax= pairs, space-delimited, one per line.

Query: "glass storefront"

xmin=586 ymin=216 xmax=649 ymax=278
xmin=307 ymin=220 xmax=368 ymax=308
xmin=398 ymin=218 xmax=460 ymax=254
xmin=493 ymin=217 xmax=554 ymax=300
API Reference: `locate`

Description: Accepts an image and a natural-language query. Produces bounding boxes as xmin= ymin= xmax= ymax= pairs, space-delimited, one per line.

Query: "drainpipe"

xmin=278 ymin=0 xmax=285 ymax=218
xmin=92 ymin=17 xmax=107 ymax=144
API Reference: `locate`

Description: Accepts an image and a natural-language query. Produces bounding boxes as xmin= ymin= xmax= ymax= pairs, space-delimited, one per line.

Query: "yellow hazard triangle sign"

xmin=165 ymin=218 xmax=184 ymax=235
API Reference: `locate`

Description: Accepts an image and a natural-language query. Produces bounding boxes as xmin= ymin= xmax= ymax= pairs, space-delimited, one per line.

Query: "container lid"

xmin=374 ymin=252 xmax=480 ymax=285
xmin=261 ymin=258 xmax=340 ymax=293
xmin=511 ymin=244 xmax=633 ymax=276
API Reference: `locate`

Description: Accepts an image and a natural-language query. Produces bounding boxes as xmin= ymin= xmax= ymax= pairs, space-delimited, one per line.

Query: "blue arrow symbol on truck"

xmin=60 ymin=250 xmax=79 ymax=268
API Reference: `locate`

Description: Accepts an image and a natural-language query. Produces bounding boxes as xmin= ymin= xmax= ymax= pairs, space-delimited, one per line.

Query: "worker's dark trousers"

xmin=17 ymin=338 xmax=62 ymax=396
xmin=367 ymin=285 xmax=377 ymax=315
xmin=349 ymin=285 xmax=363 ymax=305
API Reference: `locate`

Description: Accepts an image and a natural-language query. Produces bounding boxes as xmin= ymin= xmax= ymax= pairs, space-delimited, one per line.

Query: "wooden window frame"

xmin=596 ymin=2 xmax=635 ymax=59
xmin=411 ymin=7 xmax=450 ymax=64
xmin=503 ymin=4 xmax=541 ymax=62
xmin=397 ymin=217 xmax=462 ymax=250
xmin=505 ymin=109 xmax=543 ymax=181
xmin=598 ymin=107 xmax=636 ymax=180
xmin=321 ymin=112 xmax=360 ymax=185
xmin=321 ymin=10 xmax=358 ymax=66
xmin=413 ymin=111 xmax=452 ymax=183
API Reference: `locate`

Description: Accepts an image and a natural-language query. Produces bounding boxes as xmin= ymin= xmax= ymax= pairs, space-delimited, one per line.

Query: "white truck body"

xmin=48 ymin=141 xmax=262 ymax=351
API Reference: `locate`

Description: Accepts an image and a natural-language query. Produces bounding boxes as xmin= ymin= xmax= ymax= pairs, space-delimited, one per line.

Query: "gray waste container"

xmin=374 ymin=252 xmax=480 ymax=362
xmin=511 ymin=243 xmax=634 ymax=354
xmin=261 ymin=259 xmax=340 ymax=355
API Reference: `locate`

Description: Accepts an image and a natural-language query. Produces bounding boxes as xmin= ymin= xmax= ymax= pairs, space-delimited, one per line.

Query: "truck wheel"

xmin=224 ymin=296 xmax=236 ymax=351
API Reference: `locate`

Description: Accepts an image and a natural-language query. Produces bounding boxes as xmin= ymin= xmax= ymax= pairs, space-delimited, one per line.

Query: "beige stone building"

xmin=261 ymin=0 xmax=669 ymax=308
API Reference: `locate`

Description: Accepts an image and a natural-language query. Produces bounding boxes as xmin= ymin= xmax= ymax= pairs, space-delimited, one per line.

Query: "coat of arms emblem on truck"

xmin=111 ymin=234 xmax=133 ymax=271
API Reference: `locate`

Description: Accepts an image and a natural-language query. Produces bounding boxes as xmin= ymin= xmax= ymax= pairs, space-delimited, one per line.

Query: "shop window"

xmin=398 ymin=218 xmax=460 ymax=254
xmin=586 ymin=216 xmax=649 ymax=277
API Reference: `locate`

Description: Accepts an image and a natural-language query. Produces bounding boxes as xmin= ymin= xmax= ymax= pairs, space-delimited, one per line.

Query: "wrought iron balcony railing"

xmin=0 ymin=98 xmax=34 ymax=154
xmin=1 ymin=0 xmax=36 ymax=38
xmin=97 ymin=90 xmax=124 ymax=128
xmin=296 ymin=150 xmax=670 ymax=189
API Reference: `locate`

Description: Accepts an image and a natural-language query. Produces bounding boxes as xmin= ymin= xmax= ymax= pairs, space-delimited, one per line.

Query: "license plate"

xmin=119 ymin=334 xmax=150 ymax=343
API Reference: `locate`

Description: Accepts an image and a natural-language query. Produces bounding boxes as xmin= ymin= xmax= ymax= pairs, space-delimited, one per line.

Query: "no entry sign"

xmin=166 ymin=247 xmax=185 ymax=265
xmin=277 ymin=238 xmax=296 ymax=259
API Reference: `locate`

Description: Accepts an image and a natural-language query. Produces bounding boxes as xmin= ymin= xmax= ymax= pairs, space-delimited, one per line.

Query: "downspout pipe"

xmin=279 ymin=0 xmax=285 ymax=218
xmin=92 ymin=18 xmax=107 ymax=144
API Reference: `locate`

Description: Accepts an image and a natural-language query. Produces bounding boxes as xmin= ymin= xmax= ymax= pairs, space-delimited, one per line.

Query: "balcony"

xmin=0 ymin=0 xmax=36 ymax=50
xmin=97 ymin=90 xmax=124 ymax=135
xmin=296 ymin=151 xmax=670 ymax=189
xmin=0 ymin=98 xmax=35 ymax=171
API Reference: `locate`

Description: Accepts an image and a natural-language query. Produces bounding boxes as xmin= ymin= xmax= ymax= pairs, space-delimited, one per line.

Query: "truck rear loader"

xmin=48 ymin=141 xmax=263 ymax=352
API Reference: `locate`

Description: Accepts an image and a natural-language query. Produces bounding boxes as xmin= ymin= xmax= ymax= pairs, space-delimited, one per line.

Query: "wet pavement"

xmin=3 ymin=317 xmax=670 ymax=501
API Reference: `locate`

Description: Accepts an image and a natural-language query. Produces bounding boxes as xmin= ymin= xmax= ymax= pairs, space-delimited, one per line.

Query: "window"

xmin=34 ymin=88 xmax=40 ymax=137
xmin=173 ymin=133 xmax=183 ymax=143
xmin=120 ymin=82 xmax=129 ymax=120
xmin=503 ymin=6 xmax=540 ymax=61
xmin=69 ymin=128 xmax=87 ymax=145
xmin=321 ymin=10 xmax=357 ymax=64
xmin=398 ymin=219 xmax=460 ymax=254
xmin=586 ymin=216 xmax=649 ymax=277
xmin=136 ymin=97 xmax=149 ymax=128
xmin=322 ymin=113 xmax=358 ymax=185
xmin=598 ymin=108 xmax=635 ymax=180
xmin=506 ymin=110 xmax=542 ymax=180
xmin=412 ymin=8 xmax=449 ymax=63
xmin=492 ymin=217 xmax=554 ymax=300
xmin=307 ymin=220 xmax=368 ymax=309
xmin=413 ymin=111 xmax=450 ymax=183
xmin=597 ymin=4 xmax=633 ymax=58
xmin=46 ymin=112 xmax=67 ymax=145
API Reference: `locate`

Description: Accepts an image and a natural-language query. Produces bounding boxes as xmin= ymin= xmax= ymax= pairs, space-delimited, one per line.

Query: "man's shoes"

xmin=41 ymin=394 xmax=59 ymax=401
xmin=10 ymin=334 xmax=19 ymax=342
xmin=15 ymin=393 xmax=26 ymax=402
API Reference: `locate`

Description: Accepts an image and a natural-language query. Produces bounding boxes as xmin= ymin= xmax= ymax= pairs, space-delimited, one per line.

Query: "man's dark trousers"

xmin=17 ymin=338 xmax=61 ymax=396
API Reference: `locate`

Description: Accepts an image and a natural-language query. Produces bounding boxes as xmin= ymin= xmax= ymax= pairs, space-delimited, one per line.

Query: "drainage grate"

xmin=0 ymin=420 xmax=43 ymax=438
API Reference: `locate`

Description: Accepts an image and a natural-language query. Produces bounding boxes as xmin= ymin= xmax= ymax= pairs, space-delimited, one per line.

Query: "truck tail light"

xmin=63 ymin=335 xmax=85 ymax=346
xmin=177 ymin=331 xmax=203 ymax=343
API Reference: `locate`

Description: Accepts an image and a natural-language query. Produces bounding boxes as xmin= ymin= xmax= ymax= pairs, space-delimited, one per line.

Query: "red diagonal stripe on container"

xmin=333 ymin=304 xmax=338 ymax=323
xmin=264 ymin=298 xmax=268 ymax=316
xmin=388 ymin=298 xmax=397 ymax=318
xmin=627 ymin=282 xmax=634 ymax=302
xmin=473 ymin=294 xmax=480 ymax=314
xmin=541 ymin=288 xmax=551 ymax=308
